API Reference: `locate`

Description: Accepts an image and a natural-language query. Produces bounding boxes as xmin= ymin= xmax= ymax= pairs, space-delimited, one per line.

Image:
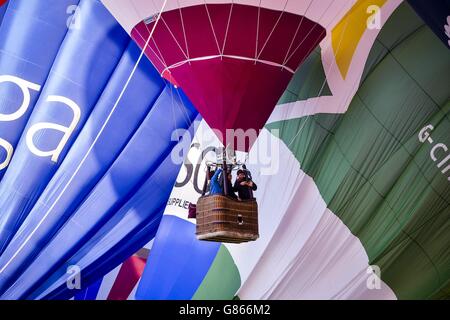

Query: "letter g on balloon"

xmin=0 ymin=75 xmax=41 ymax=122
xmin=418 ymin=124 xmax=434 ymax=143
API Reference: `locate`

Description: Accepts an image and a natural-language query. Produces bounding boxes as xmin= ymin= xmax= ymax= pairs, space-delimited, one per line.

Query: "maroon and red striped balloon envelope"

xmin=102 ymin=1 xmax=335 ymax=151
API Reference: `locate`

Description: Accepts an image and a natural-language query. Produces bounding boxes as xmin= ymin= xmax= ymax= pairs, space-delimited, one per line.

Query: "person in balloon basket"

xmin=209 ymin=167 xmax=238 ymax=199
xmin=233 ymin=169 xmax=257 ymax=200
xmin=209 ymin=168 xmax=223 ymax=195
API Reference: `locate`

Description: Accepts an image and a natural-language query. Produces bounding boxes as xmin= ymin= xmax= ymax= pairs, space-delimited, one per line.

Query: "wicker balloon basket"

xmin=196 ymin=194 xmax=259 ymax=243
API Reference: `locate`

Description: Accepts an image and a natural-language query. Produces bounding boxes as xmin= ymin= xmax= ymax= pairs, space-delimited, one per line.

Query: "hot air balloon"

xmin=101 ymin=0 xmax=357 ymax=151
xmin=135 ymin=0 xmax=450 ymax=300
xmin=0 ymin=0 xmax=199 ymax=299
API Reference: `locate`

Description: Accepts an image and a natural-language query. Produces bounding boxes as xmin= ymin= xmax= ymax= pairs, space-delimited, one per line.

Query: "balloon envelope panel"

xmin=0 ymin=0 xmax=200 ymax=299
xmin=0 ymin=40 xmax=165 ymax=293
xmin=0 ymin=0 xmax=79 ymax=180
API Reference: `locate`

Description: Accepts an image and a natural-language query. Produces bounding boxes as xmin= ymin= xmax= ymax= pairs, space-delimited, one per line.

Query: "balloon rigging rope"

xmin=133 ymin=27 xmax=168 ymax=68
xmin=0 ymin=0 xmax=169 ymax=274
xmin=220 ymin=1 xmax=234 ymax=56
xmin=204 ymin=1 xmax=222 ymax=55
xmin=177 ymin=0 xmax=190 ymax=61
xmin=134 ymin=1 xmax=193 ymax=131
xmin=160 ymin=16 xmax=189 ymax=60
xmin=256 ymin=0 xmax=288 ymax=60
xmin=254 ymin=2 xmax=261 ymax=61
xmin=281 ymin=4 xmax=309 ymax=67
xmin=130 ymin=1 xmax=168 ymax=69
xmin=283 ymin=0 xmax=335 ymax=67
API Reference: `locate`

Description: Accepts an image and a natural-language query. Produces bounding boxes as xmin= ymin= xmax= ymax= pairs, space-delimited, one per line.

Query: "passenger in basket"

xmin=233 ymin=169 xmax=257 ymax=200
xmin=209 ymin=167 xmax=223 ymax=195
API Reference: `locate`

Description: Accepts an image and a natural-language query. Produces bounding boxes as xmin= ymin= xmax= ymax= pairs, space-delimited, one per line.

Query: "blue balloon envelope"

xmin=0 ymin=0 xmax=200 ymax=299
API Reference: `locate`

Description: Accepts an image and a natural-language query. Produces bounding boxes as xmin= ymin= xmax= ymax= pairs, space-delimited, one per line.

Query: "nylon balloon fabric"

xmin=0 ymin=0 xmax=199 ymax=299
